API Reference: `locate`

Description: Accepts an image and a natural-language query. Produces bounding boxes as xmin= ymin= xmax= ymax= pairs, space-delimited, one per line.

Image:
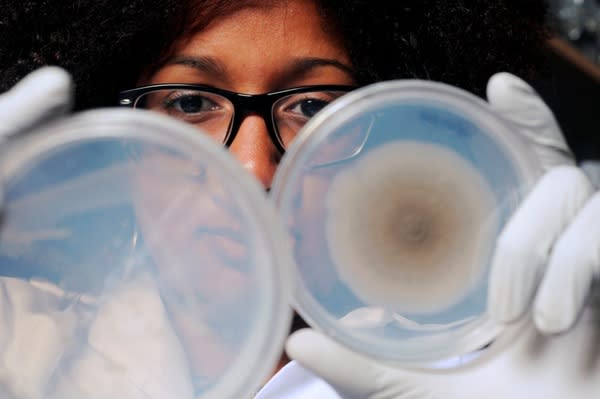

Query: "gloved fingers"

xmin=286 ymin=328 xmax=383 ymax=398
xmin=581 ymin=160 xmax=600 ymax=189
xmin=486 ymin=72 xmax=573 ymax=170
xmin=286 ymin=328 xmax=436 ymax=399
xmin=533 ymin=189 xmax=600 ymax=334
xmin=488 ymin=165 xmax=594 ymax=324
xmin=0 ymin=67 xmax=74 ymax=139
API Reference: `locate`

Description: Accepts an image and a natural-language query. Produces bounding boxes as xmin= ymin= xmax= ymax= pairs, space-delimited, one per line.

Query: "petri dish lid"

xmin=0 ymin=108 xmax=292 ymax=398
xmin=271 ymin=80 xmax=542 ymax=366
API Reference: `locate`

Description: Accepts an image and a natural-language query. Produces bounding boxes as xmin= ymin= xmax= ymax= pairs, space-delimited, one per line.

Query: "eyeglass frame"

xmin=118 ymin=84 xmax=356 ymax=154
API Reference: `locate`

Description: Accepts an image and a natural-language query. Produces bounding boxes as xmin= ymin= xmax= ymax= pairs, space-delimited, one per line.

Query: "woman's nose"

xmin=228 ymin=115 xmax=280 ymax=189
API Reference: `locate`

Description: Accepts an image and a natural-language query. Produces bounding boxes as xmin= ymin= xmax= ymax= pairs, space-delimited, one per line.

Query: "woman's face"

xmin=130 ymin=0 xmax=355 ymax=380
xmin=144 ymin=0 xmax=356 ymax=189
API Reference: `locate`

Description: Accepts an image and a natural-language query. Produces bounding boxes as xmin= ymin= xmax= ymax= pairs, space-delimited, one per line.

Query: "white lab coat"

xmin=0 ymin=274 xmax=195 ymax=399
xmin=255 ymin=361 xmax=341 ymax=399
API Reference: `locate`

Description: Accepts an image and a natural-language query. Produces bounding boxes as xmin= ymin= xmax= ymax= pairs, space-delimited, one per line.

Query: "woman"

xmin=104 ymin=0 xmax=552 ymax=373
xmin=2 ymin=1 xmax=598 ymax=398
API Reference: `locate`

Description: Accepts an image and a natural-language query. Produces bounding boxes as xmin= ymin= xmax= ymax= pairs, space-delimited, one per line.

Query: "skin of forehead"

xmin=146 ymin=0 xmax=356 ymax=92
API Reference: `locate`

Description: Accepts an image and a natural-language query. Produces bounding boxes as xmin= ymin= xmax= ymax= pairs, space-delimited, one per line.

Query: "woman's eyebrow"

xmin=166 ymin=55 xmax=226 ymax=77
xmin=283 ymin=57 xmax=357 ymax=81
xmin=164 ymin=55 xmax=357 ymax=82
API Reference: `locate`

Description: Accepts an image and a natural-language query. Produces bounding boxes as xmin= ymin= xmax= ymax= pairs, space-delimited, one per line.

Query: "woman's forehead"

xmin=149 ymin=0 xmax=354 ymax=90
xmin=177 ymin=0 xmax=340 ymax=51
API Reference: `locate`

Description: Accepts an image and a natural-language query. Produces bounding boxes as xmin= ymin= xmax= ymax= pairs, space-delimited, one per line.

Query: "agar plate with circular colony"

xmin=271 ymin=80 xmax=542 ymax=365
xmin=0 ymin=109 xmax=292 ymax=398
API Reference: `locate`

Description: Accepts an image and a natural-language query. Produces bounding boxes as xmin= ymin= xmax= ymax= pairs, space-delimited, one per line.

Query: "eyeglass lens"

xmin=136 ymin=89 xmax=235 ymax=143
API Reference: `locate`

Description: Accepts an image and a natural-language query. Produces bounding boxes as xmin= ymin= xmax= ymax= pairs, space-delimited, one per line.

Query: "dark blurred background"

xmin=541 ymin=0 xmax=600 ymax=162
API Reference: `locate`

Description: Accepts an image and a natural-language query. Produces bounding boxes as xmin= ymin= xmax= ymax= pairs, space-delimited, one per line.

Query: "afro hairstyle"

xmin=0 ymin=0 xmax=550 ymax=110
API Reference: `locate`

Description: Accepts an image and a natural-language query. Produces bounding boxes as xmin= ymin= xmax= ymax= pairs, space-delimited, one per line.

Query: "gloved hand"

xmin=285 ymin=73 xmax=600 ymax=398
xmin=486 ymin=73 xmax=597 ymax=334
xmin=0 ymin=66 xmax=73 ymax=139
xmin=286 ymin=306 xmax=600 ymax=398
xmin=0 ymin=66 xmax=73 ymax=207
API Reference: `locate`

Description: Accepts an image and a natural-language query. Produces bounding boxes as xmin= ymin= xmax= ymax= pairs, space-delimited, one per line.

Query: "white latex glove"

xmin=285 ymin=73 xmax=600 ymax=398
xmin=0 ymin=66 xmax=73 ymax=207
xmin=485 ymin=72 xmax=574 ymax=171
xmin=486 ymin=73 xmax=597 ymax=334
xmin=0 ymin=66 xmax=73 ymax=139
xmin=287 ymin=308 xmax=600 ymax=399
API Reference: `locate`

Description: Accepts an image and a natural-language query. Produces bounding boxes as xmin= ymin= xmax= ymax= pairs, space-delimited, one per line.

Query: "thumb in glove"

xmin=286 ymin=328 xmax=454 ymax=399
xmin=0 ymin=66 xmax=74 ymax=140
xmin=486 ymin=72 xmax=574 ymax=171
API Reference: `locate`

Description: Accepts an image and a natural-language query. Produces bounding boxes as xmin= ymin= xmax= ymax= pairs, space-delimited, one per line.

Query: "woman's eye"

xmin=289 ymin=98 xmax=330 ymax=118
xmin=164 ymin=94 xmax=218 ymax=114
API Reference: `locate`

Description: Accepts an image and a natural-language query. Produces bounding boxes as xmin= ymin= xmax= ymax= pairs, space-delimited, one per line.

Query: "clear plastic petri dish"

xmin=0 ymin=108 xmax=293 ymax=398
xmin=271 ymin=80 xmax=542 ymax=366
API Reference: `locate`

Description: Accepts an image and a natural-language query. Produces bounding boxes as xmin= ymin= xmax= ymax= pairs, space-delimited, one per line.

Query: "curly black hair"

xmin=0 ymin=0 xmax=550 ymax=110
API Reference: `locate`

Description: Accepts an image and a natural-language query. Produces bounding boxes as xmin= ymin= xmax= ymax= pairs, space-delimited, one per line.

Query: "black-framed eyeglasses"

xmin=118 ymin=84 xmax=356 ymax=154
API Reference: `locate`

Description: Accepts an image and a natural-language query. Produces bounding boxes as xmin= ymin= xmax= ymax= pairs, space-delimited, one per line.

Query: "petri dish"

xmin=271 ymin=80 xmax=542 ymax=366
xmin=0 ymin=108 xmax=293 ymax=398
